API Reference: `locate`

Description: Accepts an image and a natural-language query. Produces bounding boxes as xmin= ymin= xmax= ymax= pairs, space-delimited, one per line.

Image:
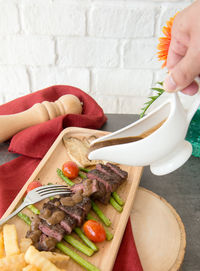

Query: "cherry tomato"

xmin=26 ymin=181 xmax=42 ymax=194
xmin=83 ymin=220 xmax=106 ymax=243
xmin=62 ymin=161 xmax=79 ymax=179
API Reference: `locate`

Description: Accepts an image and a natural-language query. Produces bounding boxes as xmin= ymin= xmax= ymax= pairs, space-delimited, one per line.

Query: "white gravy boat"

xmin=88 ymin=91 xmax=200 ymax=176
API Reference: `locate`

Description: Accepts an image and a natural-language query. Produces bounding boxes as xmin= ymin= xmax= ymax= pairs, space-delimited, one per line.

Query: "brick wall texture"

xmin=0 ymin=0 xmax=194 ymax=114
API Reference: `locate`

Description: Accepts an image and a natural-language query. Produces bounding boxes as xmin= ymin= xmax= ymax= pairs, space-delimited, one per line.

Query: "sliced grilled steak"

xmin=26 ymin=229 xmax=42 ymax=244
xmin=71 ymin=179 xmax=99 ymax=197
xmin=39 ymin=221 xmax=65 ymax=242
xmin=106 ymin=163 xmax=128 ymax=180
xmin=96 ymin=163 xmax=122 ymax=184
xmin=91 ymin=181 xmax=111 ymax=204
xmin=39 ymin=203 xmax=65 ymax=225
xmin=60 ymin=216 xmax=77 ymax=234
xmin=76 ymin=197 xmax=91 ymax=214
xmin=38 ymin=234 xmax=57 ymax=251
xmin=87 ymin=169 xmax=118 ymax=192
xmin=99 ymin=191 xmax=111 ymax=205
xmin=59 ymin=205 xmax=85 ymax=226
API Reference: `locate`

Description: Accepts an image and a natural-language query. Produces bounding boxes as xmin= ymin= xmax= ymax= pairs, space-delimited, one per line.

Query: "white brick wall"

xmin=0 ymin=0 xmax=193 ymax=114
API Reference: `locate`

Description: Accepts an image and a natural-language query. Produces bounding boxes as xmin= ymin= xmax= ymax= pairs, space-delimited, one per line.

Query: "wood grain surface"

xmin=1 ymin=127 xmax=143 ymax=271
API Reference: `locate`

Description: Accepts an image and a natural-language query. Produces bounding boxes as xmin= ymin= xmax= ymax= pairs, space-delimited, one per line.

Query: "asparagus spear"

xmin=17 ymin=212 xmax=31 ymax=225
xmin=64 ymin=235 xmax=94 ymax=257
xmin=56 ymin=243 xmax=101 ymax=271
xmin=111 ymin=191 xmax=124 ymax=206
xmin=56 ymin=168 xmax=75 ymax=187
xmin=74 ymin=227 xmax=98 ymax=252
xmin=27 ymin=204 xmax=40 ymax=215
xmin=57 ymin=168 xmax=111 ymax=226
xmin=109 ymin=197 xmax=123 ymax=213
xmin=91 ymin=201 xmax=111 ymax=227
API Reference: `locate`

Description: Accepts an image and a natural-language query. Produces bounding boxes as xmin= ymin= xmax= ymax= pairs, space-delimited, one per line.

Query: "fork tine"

xmin=35 ymin=185 xmax=70 ymax=193
xmin=39 ymin=189 xmax=72 ymax=196
xmin=36 ymin=187 xmax=71 ymax=195
xmin=40 ymin=191 xmax=72 ymax=199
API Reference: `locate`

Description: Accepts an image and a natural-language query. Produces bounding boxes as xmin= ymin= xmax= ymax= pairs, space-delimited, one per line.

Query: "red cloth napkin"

xmin=0 ymin=85 xmax=143 ymax=271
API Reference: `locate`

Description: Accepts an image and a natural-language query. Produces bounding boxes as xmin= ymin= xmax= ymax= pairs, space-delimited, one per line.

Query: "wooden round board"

xmin=131 ymin=187 xmax=186 ymax=271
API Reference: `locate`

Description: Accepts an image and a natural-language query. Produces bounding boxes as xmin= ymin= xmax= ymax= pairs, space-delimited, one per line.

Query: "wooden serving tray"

xmin=2 ymin=127 xmax=143 ymax=271
xmin=131 ymin=187 xmax=186 ymax=271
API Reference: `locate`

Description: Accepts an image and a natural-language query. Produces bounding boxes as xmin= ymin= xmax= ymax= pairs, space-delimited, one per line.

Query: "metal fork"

xmin=0 ymin=185 xmax=72 ymax=226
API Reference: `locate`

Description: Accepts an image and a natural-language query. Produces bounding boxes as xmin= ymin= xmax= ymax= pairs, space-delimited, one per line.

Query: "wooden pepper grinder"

xmin=0 ymin=94 xmax=83 ymax=143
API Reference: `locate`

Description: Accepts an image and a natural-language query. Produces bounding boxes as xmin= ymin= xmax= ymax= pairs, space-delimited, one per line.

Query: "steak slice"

xmin=91 ymin=181 xmax=111 ymax=205
xmin=96 ymin=163 xmax=122 ymax=184
xmin=99 ymin=191 xmax=111 ymax=205
xmin=59 ymin=205 xmax=85 ymax=226
xmin=76 ymin=197 xmax=91 ymax=214
xmin=71 ymin=179 xmax=99 ymax=197
xmin=60 ymin=216 xmax=77 ymax=234
xmin=87 ymin=169 xmax=118 ymax=192
xmin=106 ymin=163 xmax=128 ymax=180
xmin=38 ymin=234 xmax=57 ymax=251
xmin=39 ymin=221 xmax=65 ymax=242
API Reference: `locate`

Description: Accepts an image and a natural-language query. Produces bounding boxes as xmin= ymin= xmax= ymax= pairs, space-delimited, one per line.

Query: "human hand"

xmin=163 ymin=0 xmax=200 ymax=95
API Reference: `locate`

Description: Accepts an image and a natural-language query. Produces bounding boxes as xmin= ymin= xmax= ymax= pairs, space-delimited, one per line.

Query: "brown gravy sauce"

xmin=90 ymin=119 xmax=166 ymax=151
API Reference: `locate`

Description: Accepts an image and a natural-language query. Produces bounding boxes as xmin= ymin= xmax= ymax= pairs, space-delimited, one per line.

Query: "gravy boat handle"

xmin=186 ymin=90 xmax=200 ymax=123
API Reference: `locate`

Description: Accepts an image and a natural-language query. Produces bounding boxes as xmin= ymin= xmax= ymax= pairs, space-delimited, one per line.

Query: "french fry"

xmin=25 ymin=246 xmax=61 ymax=271
xmin=23 ymin=264 xmax=40 ymax=271
xmin=0 ymin=253 xmax=26 ymax=271
xmin=0 ymin=231 xmax=4 ymax=258
xmin=3 ymin=224 xmax=20 ymax=256
xmin=40 ymin=251 xmax=69 ymax=270
xmin=20 ymin=238 xmax=33 ymax=253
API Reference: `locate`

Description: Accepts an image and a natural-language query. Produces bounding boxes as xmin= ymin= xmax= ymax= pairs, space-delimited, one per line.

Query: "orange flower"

xmin=157 ymin=14 xmax=177 ymax=68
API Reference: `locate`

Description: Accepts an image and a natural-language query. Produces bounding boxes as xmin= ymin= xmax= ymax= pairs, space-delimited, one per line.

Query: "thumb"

xmin=164 ymin=47 xmax=200 ymax=92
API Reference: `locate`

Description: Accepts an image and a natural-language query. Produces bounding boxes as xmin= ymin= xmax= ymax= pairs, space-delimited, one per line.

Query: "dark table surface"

xmin=0 ymin=113 xmax=199 ymax=270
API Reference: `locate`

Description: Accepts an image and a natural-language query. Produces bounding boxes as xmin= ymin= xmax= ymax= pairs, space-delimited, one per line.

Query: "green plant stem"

xmin=17 ymin=212 xmax=31 ymax=225
xmin=86 ymin=213 xmax=113 ymax=241
xmin=91 ymin=201 xmax=111 ymax=227
xmin=56 ymin=243 xmax=101 ymax=271
xmin=79 ymin=167 xmax=89 ymax=173
xmin=74 ymin=227 xmax=98 ymax=252
xmin=109 ymin=197 xmax=123 ymax=213
xmin=140 ymin=82 xmax=164 ymax=118
xmin=27 ymin=204 xmax=40 ymax=215
xmin=57 ymin=168 xmax=111 ymax=227
xmin=56 ymin=168 xmax=75 ymax=187
xmin=111 ymin=191 xmax=124 ymax=206
xmin=78 ymin=171 xmax=87 ymax=179
xmin=64 ymin=235 xmax=94 ymax=257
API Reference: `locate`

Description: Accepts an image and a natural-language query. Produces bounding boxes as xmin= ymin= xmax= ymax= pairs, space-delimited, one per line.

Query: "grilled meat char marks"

xmin=96 ymin=164 xmax=122 ymax=184
xmin=26 ymin=163 xmax=128 ymax=252
xmin=38 ymin=234 xmax=57 ymax=251
xmin=39 ymin=221 xmax=65 ymax=242
xmin=59 ymin=205 xmax=85 ymax=227
xmin=87 ymin=169 xmax=118 ymax=192
xmin=60 ymin=216 xmax=77 ymax=234
xmin=106 ymin=163 xmax=128 ymax=180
